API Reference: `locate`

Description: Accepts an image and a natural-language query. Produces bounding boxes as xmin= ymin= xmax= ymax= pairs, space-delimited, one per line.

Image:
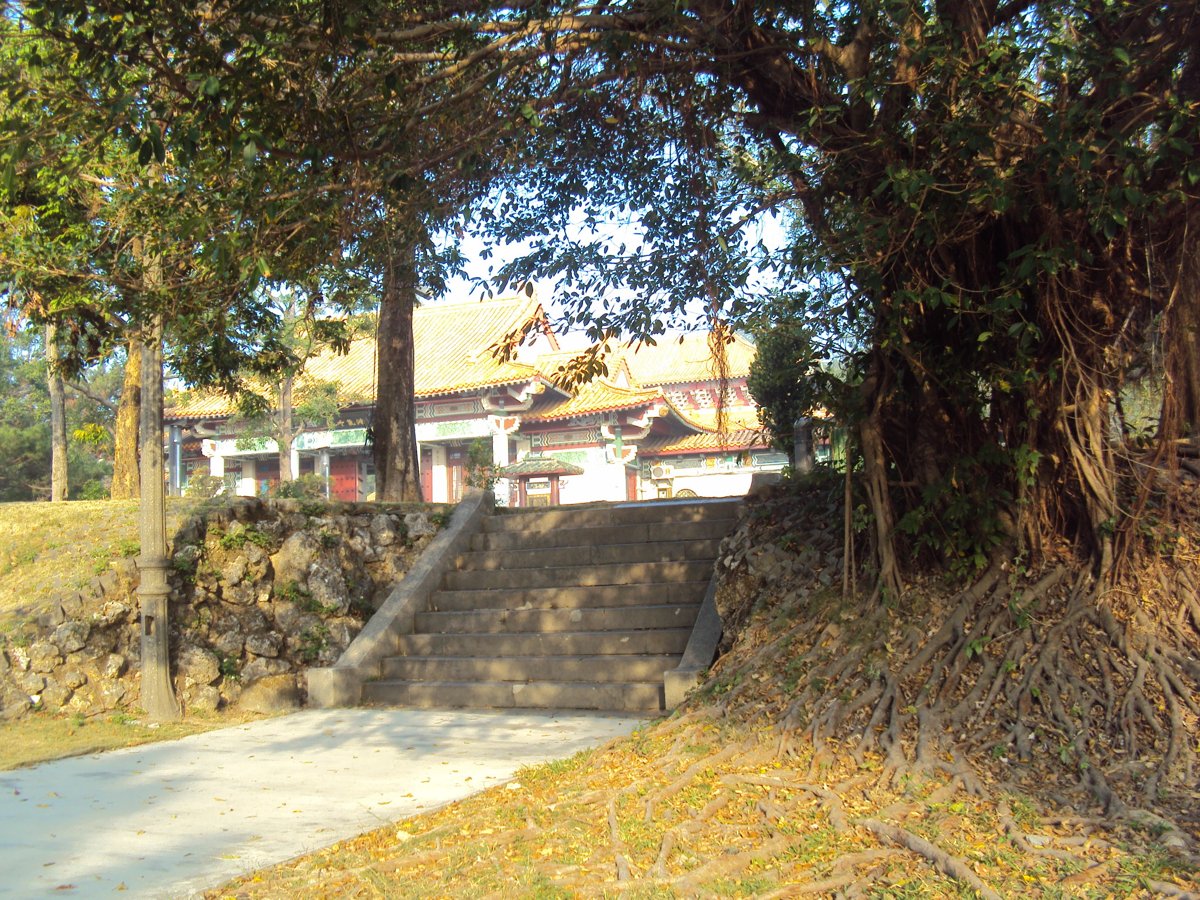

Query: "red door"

xmin=420 ymin=448 xmax=433 ymax=501
xmin=447 ymin=446 xmax=466 ymax=503
xmin=330 ymin=456 xmax=359 ymax=501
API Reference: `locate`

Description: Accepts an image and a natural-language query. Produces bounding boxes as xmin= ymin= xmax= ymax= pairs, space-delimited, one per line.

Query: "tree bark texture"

xmin=278 ymin=371 xmax=295 ymax=483
xmin=136 ymin=316 xmax=180 ymax=721
xmin=858 ymin=354 xmax=903 ymax=601
xmin=373 ymin=238 xmax=422 ymax=502
xmin=45 ymin=322 xmax=68 ymax=502
xmin=110 ymin=338 xmax=142 ymax=500
xmin=1161 ymin=208 xmax=1200 ymax=438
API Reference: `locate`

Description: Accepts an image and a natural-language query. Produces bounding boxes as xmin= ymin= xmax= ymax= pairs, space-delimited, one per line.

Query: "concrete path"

xmin=0 ymin=708 xmax=644 ymax=899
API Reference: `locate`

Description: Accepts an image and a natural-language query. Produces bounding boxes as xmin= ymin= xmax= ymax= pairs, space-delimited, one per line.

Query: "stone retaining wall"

xmin=0 ymin=498 xmax=446 ymax=720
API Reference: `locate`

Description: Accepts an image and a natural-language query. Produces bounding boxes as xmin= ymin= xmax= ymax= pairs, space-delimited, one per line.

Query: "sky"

xmin=435 ymin=208 xmax=792 ymax=348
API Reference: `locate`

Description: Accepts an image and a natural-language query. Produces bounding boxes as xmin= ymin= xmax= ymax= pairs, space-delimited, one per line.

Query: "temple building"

xmin=165 ymin=294 xmax=787 ymax=505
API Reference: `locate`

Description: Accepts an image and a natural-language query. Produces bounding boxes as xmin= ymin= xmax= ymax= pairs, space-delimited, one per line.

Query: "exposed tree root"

xmin=213 ymin=482 xmax=1200 ymax=900
xmin=707 ymin=481 xmax=1200 ymax=852
xmin=857 ymin=818 xmax=1002 ymax=900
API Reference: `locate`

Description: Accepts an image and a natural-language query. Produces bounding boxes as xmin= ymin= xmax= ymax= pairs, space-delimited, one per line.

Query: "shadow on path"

xmin=0 ymin=708 xmax=644 ymax=899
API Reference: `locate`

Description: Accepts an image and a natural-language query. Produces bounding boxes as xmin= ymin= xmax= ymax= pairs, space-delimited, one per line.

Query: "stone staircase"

xmin=361 ymin=499 xmax=739 ymax=713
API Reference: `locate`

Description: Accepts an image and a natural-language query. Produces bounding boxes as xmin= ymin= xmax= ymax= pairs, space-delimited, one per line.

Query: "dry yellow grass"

xmin=0 ymin=709 xmax=265 ymax=771
xmin=211 ymin=713 xmax=1198 ymax=899
xmin=0 ymin=498 xmax=198 ymax=634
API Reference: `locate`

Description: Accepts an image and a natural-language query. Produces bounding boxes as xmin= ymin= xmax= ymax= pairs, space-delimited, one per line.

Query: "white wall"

xmin=548 ymin=447 xmax=625 ymax=505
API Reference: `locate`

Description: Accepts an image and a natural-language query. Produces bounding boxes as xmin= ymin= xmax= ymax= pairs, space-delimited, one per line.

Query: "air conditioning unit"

xmin=651 ymin=464 xmax=674 ymax=480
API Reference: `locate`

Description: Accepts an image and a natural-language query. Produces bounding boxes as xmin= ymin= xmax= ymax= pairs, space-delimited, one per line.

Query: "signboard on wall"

xmin=416 ymin=399 xmax=484 ymax=420
xmin=415 ymin=418 xmax=491 ymax=441
xmin=531 ymin=427 xmax=600 ymax=449
xmin=330 ymin=428 xmax=368 ymax=447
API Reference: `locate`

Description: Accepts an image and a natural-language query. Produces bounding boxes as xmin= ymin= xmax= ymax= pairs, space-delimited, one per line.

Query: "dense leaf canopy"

xmin=4 ymin=0 xmax=1197 ymax=577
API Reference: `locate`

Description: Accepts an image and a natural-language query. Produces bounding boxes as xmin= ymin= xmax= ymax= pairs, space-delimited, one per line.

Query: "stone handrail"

xmin=663 ymin=570 xmax=723 ymax=708
xmin=307 ymin=488 xmax=494 ymax=707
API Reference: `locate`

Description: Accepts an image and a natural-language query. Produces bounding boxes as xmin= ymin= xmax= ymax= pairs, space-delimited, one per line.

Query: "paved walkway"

xmin=0 ymin=708 xmax=644 ymax=898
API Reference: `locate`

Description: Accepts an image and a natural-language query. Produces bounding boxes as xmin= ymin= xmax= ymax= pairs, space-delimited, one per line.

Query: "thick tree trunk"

xmin=45 ymin=322 xmax=68 ymax=502
xmin=373 ymin=238 xmax=422 ymax=501
xmin=859 ymin=352 xmax=903 ymax=602
xmin=278 ymin=371 xmax=295 ymax=483
xmin=1162 ymin=211 xmax=1200 ymax=438
xmin=136 ymin=317 xmax=180 ymax=721
xmin=110 ymin=338 xmax=142 ymax=500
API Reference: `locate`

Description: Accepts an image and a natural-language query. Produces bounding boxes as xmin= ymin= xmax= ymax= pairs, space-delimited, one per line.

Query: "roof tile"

xmin=619 ymin=332 xmax=757 ymax=387
xmin=168 ymin=295 xmax=549 ymax=419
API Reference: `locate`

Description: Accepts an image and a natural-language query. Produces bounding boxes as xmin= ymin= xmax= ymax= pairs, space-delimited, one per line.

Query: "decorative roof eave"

xmin=478 ymin=377 xmax=571 ymax=411
xmin=619 ymin=331 xmax=758 ymax=387
xmin=523 ymin=378 xmax=703 ymax=428
xmin=639 ymin=428 xmax=771 ymax=456
xmin=414 ymin=371 xmax=546 ymax=400
xmin=498 ymin=454 xmax=585 ymax=477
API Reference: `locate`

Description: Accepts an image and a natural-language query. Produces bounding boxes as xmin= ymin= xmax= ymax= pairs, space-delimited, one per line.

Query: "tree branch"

xmin=65 ymin=380 xmax=117 ymax=412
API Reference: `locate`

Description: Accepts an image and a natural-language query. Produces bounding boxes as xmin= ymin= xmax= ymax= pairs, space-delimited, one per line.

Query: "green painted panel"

xmin=330 ymin=428 xmax=368 ymax=447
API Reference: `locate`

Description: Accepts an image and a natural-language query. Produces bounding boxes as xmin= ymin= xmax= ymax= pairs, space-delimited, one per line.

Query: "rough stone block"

xmin=306 ymin=666 xmax=364 ymax=708
xmin=237 ymin=674 xmax=300 ymax=714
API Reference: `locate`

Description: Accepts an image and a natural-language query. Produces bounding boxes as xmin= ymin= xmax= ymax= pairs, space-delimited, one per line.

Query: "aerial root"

xmin=996 ymin=799 xmax=1086 ymax=866
xmin=606 ymin=797 xmax=632 ymax=882
xmin=793 ymin=783 xmax=850 ymax=833
xmin=856 ymin=817 xmax=1002 ymax=900
xmin=642 ymin=741 xmax=744 ymax=823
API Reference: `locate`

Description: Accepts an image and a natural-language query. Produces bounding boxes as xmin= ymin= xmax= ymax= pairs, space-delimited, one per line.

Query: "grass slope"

xmin=0 ymin=498 xmax=202 ymax=637
xmin=0 ymin=498 xmax=251 ymax=768
xmin=0 ymin=710 xmax=258 ymax=771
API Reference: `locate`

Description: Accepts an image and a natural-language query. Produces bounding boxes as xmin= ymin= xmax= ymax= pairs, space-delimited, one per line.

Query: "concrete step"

xmin=471 ymin=519 xmax=734 ymax=552
xmin=442 ymin=559 xmax=713 ymax=591
xmin=380 ymin=654 xmax=679 ymax=683
xmin=484 ymin=500 xmax=741 ymax=534
xmin=414 ymin=603 xmax=699 ymax=635
xmin=453 ymin=538 xmax=722 ymax=572
xmin=394 ymin=628 xmax=692 ymax=658
xmin=430 ymin=581 xmax=711 ymax=612
xmin=362 ymin=679 xmax=665 ymax=712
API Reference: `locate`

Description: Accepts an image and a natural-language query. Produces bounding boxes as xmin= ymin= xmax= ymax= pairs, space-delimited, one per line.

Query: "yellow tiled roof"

xmin=639 ymin=428 xmax=770 ymax=455
xmin=678 ymin=406 xmax=763 ymax=432
xmin=530 ymin=347 xmax=633 ymax=389
xmin=523 ymin=378 xmax=668 ymax=423
xmin=168 ymin=296 xmax=550 ymax=420
xmin=414 ymin=295 xmax=550 ymax=396
xmin=619 ymin=331 xmax=757 ymax=387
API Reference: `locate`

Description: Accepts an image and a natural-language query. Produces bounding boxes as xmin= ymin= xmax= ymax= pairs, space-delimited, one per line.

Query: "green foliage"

xmin=746 ymin=298 xmax=850 ymax=455
xmin=274 ymin=580 xmax=338 ymax=617
xmin=215 ymin=652 xmax=240 ymax=681
xmin=298 ymin=623 xmax=330 ymax=663
xmin=273 ymin=580 xmax=309 ymax=605
xmin=275 ymin=474 xmax=329 ymax=500
xmin=465 ymin=437 xmax=496 ymax=491
xmin=170 ymin=549 xmax=198 ymax=580
xmin=218 ymin=526 xmax=274 ymax=551
xmin=0 ymin=423 xmax=51 ymax=502
xmin=185 ymin=474 xmax=225 ymax=498
xmin=894 ymin=444 xmax=1014 ymax=577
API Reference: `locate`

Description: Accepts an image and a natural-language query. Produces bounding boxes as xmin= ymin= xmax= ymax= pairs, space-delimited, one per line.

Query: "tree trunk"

xmin=859 ymin=352 xmax=903 ymax=602
xmin=1162 ymin=209 xmax=1200 ymax=438
xmin=278 ymin=371 xmax=295 ymax=483
xmin=373 ymin=237 xmax=422 ymax=501
xmin=45 ymin=322 xmax=69 ymax=502
xmin=136 ymin=315 xmax=180 ymax=721
xmin=110 ymin=338 xmax=142 ymax=500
